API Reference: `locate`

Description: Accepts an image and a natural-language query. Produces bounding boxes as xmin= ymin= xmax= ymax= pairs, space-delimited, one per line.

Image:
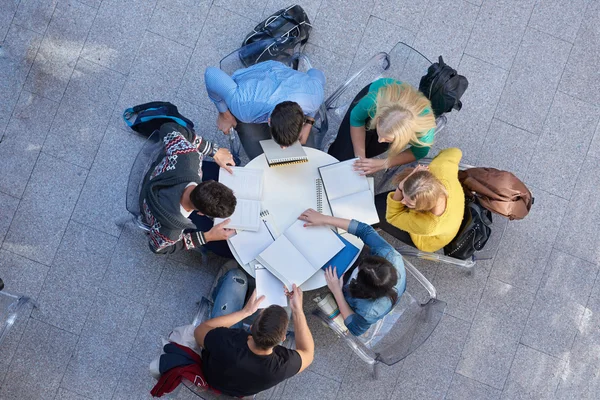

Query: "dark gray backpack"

xmin=419 ymin=56 xmax=468 ymax=117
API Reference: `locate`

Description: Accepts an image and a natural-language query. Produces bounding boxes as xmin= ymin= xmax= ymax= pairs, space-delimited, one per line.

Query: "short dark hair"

xmin=349 ymin=255 xmax=399 ymax=304
xmin=270 ymin=101 xmax=305 ymax=147
xmin=190 ymin=181 xmax=236 ymax=218
xmin=250 ymin=305 xmax=289 ymax=349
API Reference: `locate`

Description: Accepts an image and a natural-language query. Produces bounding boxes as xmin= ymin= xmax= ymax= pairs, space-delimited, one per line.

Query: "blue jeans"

xmin=211 ymin=269 xmax=248 ymax=330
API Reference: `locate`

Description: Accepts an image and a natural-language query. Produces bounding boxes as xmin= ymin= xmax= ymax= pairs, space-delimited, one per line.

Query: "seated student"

xmin=299 ymin=209 xmax=406 ymax=336
xmin=193 ymin=268 xmax=314 ymax=397
xmin=327 ymin=78 xmax=436 ymax=175
xmin=374 ymin=147 xmax=465 ymax=253
xmin=140 ymin=122 xmax=237 ymax=256
xmin=204 ymin=60 xmax=325 ymax=159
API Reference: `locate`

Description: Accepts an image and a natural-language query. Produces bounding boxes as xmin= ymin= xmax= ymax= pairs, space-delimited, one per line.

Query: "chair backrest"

xmin=125 ymin=131 xmax=163 ymax=218
xmin=0 ymin=285 xmax=33 ymax=347
xmin=219 ymin=37 xmax=299 ymax=76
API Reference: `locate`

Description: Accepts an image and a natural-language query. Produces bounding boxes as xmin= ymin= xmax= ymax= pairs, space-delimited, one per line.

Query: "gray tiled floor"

xmin=1 ymin=0 xmax=600 ymax=399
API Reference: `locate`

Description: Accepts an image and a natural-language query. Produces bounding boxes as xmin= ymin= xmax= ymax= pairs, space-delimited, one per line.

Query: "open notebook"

xmin=259 ymin=139 xmax=308 ymax=167
xmin=255 ymin=264 xmax=288 ymax=308
xmin=318 ymin=159 xmax=379 ymax=225
xmin=215 ymin=167 xmax=263 ymax=231
xmin=257 ymin=220 xmax=345 ymax=289
xmin=229 ymin=210 xmax=278 ymax=265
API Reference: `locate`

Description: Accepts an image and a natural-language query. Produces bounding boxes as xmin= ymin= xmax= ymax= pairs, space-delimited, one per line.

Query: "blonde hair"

xmin=368 ymin=82 xmax=436 ymax=157
xmin=393 ymin=168 xmax=447 ymax=212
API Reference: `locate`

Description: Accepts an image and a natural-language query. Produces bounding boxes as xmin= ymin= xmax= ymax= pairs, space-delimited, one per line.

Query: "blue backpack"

xmin=123 ymin=102 xmax=194 ymax=137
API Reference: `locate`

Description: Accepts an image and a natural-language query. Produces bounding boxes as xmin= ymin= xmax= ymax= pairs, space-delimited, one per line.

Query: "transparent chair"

xmin=321 ymin=41 xmax=447 ymax=155
xmin=218 ymin=38 xmax=329 ymax=158
xmin=313 ymin=258 xmax=446 ymax=378
xmin=124 ymin=131 xmax=163 ymax=232
xmin=0 ymin=278 xmax=36 ymax=347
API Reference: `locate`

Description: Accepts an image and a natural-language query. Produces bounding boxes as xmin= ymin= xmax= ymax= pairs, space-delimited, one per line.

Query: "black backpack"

xmin=239 ymin=5 xmax=311 ymax=68
xmin=443 ymin=198 xmax=492 ymax=260
xmin=123 ymin=102 xmax=194 ymax=137
xmin=419 ymin=56 xmax=468 ymax=117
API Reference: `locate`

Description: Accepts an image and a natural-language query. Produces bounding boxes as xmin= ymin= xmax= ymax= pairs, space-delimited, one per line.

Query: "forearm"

xmin=392 ymin=188 xmax=404 ymax=202
xmin=299 ymin=123 xmax=312 ymax=145
xmin=204 ymin=309 xmax=249 ymax=330
xmin=387 ymin=149 xmax=416 ymax=168
xmin=332 ymin=290 xmax=355 ymax=320
xmin=321 ymin=215 xmax=351 ymax=231
xmin=350 ymin=126 xmax=366 ymax=158
xmin=292 ymin=310 xmax=314 ymax=354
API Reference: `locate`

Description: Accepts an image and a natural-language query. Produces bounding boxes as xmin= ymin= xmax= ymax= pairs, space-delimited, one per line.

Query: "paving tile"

xmin=476 ymin=118 xmax=536 ymax=181
xmin=495 ymin=28 xmax=572 ymax=134
xmin=53 ymin=388 xmax=92 ymax=400
xmin=528 ymin=0 xmax=590 ymax=43
xmin=23 ymin=0 xmax=97 ymax=101
xmin=559 ymin=1 xmax=600 ymax=105
xmin=81 ymin=0 xmax=157 ymax=74
xmin=101 ymin=224 xmax=167 ymax=304
xmin=0 ymin=91 xmax=59 ymax=198
xmin=491 ymin=232 xmax=553 ymax=293
xmin=13 ymin=0 xmax=59 ymax=34
xmin=0 ymin=249 xmax=49 ymax=299
xmin=280 ymin=370 xmax=339 ymax=400
xmin=62 ymin=290 xmax=146 ymax=400
xmin=431 ymin=55 xmax=509 ymax=165
xmin=445 ymin=373 xmax=501 ymax=400
xmin=337 ymin=354 xmax=404 ymax=400
xmin=0 ymin=318 xmax=77 ymax=400
xmin=177 ymin=5 xmax=256 ymax=109
xmin=465 ymin=0 xmax=536 ymax=69
xmin=456 ymin=278 xmax=535 ymax=389
xmin=71 ymin=127 xmax=145 ymax=236
xmin=538 ymin=249 xmax=598 ymax=305
xmin=412 ymin=0 xmax=479 ymax=67
xmin=0 ymin=192 xmax=19 ymax=244
xmin=32 ymin=221 xmax=117 ymax=334
xmin=555 ymin=358 xmax=600 ymax=399
xmin=309 ymin=0 xmax=372 ymax=58
xmin=43 ymin=58 xmax=127 ymax=168
xmin=2 ymin=153 xmax=87 ymax=265
xmin=570 ymin=295 xmax=600 ymax=366
xmin=520 ymin=290 xmax=585 ymax=359
xmin=0 ymin=24 xmax=43 ymax=139
xmin=0 ymin=310 xmax=31 ymax=391
xmin=390 ymin=314 xmax=470 ymax=400
xmin=111 ymin=355 xmax=156 ymax=400
xmin=557 ymin=156 xmax=600 ymax=264
xmin=588 ymin=120 xmax=600 ymax=159
xmin=371 ymin=0 xmax=429 ymax=34
xmin=526 ymin=92 xmax=600 ymax=197
xmin=501 ymin=344 xmax=565 ymax=399
xmin=112 ymin=31 xmax=192 ymax=128
xmin=262 ymin=0 xmax=322 ymax=22
xmin=148 ymin=0 xmax=211 ymax=47
xmin=215 ymin=0 xmax=267 ymax=22
xmin=303 ymin=43 xmax=353 ymax=100
xmin=0 ymin=0 xmax=19 ymax=41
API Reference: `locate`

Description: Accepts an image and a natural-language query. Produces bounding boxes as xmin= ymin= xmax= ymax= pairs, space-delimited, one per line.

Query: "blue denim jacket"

xmin=343 ymin=220 xmax=407 ymax=336
xmin=204 ymin=60 xmax=325 ymax=124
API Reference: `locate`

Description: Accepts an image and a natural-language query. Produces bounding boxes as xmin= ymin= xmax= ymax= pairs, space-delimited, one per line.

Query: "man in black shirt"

xmin=193 ymin=270 xmax=314 ymax=397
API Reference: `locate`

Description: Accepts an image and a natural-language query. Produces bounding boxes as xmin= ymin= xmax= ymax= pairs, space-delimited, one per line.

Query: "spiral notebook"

xmin=259 ymin=139 xmax=308 ymax=167
xmin=214 ymin=167 xmax=263 ymax=231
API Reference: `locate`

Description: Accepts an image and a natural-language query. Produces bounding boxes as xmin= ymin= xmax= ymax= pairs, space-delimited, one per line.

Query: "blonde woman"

xmin=327 ymin=78 xmax=437 ymax=175
xmin=373 ymin=148 xmax=464 ymax=252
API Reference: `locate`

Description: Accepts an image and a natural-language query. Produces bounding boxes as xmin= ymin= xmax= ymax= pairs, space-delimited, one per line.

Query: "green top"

xmin=349 ymin=78 xmax=435 ymax=159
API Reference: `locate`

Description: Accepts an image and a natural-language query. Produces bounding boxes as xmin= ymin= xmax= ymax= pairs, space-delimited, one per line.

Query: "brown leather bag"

xmin=458 ymin=168 xmax=533 ymax=220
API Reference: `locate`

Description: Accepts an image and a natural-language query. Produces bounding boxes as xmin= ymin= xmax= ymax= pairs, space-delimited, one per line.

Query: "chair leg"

xmin=372 ymin=362 xmax=380 ymax=380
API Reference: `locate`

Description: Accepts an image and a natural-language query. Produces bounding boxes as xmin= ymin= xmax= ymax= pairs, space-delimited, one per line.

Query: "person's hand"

xmin=213 ymin=148 xmax=235 ymax=173
xmin=242 ymin=289 xmax=265 ymax=316
xmin=298 ymin=208 xmax=328 ymax=227
xmin=324 ymin=266 xmax=343 ymax=296
xmin=353 ymin=157 xmax=388 ymax=175
xmin=204 ymin=219 xmax=235 ymax=242
xmin=285 ymin=284 xmax=304 ymax=313
xmin=217 ymin=111 xmax=236 ymax=134
xmin=397 ymin=164 xmax=429 ymax=190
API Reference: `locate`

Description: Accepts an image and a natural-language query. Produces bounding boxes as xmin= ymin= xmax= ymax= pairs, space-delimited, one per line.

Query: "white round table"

xmin=227 ymin=147 xmax=364 ymax=291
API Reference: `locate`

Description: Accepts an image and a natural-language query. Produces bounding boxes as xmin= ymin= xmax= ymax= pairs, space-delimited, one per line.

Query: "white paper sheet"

xmin=229 ymin=220 xmax=275 ymax=265
xmin=218 ymin=167 xmax=263 ymax=200
xmin=330 ymin=190 xmax=380 ymax=225
xmin=283 ymin=220 xmax=344 ymax=270
xmin=215 ymin=199 xmax=261 ymax=231
xmin=255 ymin=266 xmax=288 ymax=308
xmin=319 ymin=159 xmax=370 ymax=201
xmin=257 ymin=235 xmax=317 ymax=289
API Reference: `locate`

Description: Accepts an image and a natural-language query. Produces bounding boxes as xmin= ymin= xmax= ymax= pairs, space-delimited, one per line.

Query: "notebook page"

xmin=229 ymin=220 xmax=275 ymax=265
xmin=215 ymin=199 xmax=261 ymax=231
xmin=319 ymin=159 xmax=370 ymax=201
xmin=255 ymin=265 xmax=288 ymax=308
xmin=257 ymin=235 xmax=317 ymax=289
xmin=330 ymin=190 xmax=380 ymax=225
xmin=283 ymin=220 xmax=344 ymax=270
xmin=218 ymin=167 xmax=263 ymax=200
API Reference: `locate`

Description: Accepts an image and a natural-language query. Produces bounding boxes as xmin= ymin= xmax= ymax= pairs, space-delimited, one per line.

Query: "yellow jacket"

xmin=386 ymin=148 xmax=465 ymax=252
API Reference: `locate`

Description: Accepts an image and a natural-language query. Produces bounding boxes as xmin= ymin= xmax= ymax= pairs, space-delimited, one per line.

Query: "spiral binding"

xmin=260 ymin=210 xmax=270 ymax=219
xmin=316 ymin=178 xmax=323 ymax=213
xmin=268 ymin=158 xmax=308 ymax=168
